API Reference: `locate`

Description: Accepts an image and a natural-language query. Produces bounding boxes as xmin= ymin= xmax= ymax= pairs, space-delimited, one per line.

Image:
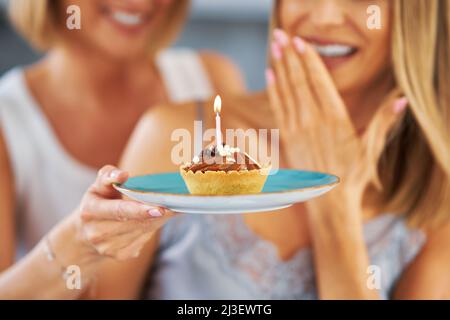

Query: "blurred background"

xmin=0 ymin=0 xmax=271 ymax=91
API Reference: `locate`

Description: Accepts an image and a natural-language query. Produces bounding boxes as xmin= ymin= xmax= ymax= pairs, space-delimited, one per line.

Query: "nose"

xmin=309 ymin=0 xmax=345 ymax=28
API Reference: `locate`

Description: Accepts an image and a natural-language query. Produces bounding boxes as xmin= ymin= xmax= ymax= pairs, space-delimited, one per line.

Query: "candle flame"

xmin=214 ymin=95 xmax=222 ymax=113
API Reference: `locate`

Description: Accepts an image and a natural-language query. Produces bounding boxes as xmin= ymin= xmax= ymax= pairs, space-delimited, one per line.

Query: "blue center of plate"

xmin=120 ymin=169 xmax=338 ymax=194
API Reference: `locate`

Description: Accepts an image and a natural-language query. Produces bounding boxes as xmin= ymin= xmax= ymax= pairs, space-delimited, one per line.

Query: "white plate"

xmin=114 ymin=169 xmax=339 ymax=214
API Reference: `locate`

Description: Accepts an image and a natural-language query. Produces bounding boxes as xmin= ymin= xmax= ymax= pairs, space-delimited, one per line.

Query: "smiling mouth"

xmin=111 ymin=11 xmax=145 ymax=26
xmin=101 ymin=5 xmax=154 ymax=30
xmin=312 ymin=43 xmax=358 ymax=58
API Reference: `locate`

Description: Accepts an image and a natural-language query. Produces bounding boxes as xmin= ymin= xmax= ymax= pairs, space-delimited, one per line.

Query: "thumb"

xmin=361 ymin=93 xmax=409 ymax=189
xmin=90 ymin=165 xmax=129 ymax=199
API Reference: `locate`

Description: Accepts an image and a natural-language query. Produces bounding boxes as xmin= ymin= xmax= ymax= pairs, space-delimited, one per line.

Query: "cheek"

xmin=360 ymin=0 xmax=391 ymax=58
xmin=278 ymin=0 xmax=306 ymax=29
xmin=157 ymin=0 xmax=173 ymax=5
xmin=153 ymin=0 xmax=174 ymax=14
xmin=57 ymin=0 xmax=102 ymax=41
xmin=360 ymin=6 xmax=392 ymax=75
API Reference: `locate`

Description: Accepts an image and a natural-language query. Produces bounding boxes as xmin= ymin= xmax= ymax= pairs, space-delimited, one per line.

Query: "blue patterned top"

xmin=144 ymin=213 xmax=425 ymax=299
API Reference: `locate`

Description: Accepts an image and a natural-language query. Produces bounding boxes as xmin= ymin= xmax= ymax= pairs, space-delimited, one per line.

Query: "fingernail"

xmin=148 ymin=209 xmax=163 ymax=217
xmin=109 ymin=169 xmax=122 ymax=179
xmin=293 ymin=36 xmax=305 ymax=53
xmin=271 ymin=42 xmax=282 ymax=60
xmin=265 ymin=68 xmax=275 ymax=85
xmin=393 ymin=97 xmax=408 ymax=113
xmin=273 ymin=28 xmax=289 ymax=47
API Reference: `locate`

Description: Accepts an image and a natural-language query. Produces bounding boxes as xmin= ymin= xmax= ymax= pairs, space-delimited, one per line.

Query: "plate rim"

xmin=114 ymin=169 xmax=340 ymax=198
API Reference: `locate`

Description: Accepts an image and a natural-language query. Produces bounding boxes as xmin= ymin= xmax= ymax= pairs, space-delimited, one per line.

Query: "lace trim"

xmin=201 ymin=215 xmax=316 ymax=299
xmin=199 ymin=214 xmax=425 ymax=299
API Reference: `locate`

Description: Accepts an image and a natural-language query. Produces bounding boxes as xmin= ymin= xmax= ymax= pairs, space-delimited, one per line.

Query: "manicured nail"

xmin=273 ymin=28 xmax=289 ymax=47
xmin=394 ymin=97 xmax=408 ymax=113
xmin=109 ymin=169 xmax=122 ymax=179
xmin=148 ymin=209 xmax=163 ymax=217
xmin=271 ymin=42 xmax=282 ymax=60
xmin=265 ymin=68 xmax=275 ymax=85
xmin=293 ymin=36 xmax=306 ymax=53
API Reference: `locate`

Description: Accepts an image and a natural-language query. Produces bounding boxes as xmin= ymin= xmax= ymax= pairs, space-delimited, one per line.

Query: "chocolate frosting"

xmin=183 ymin=145 xmax=261 ymax=173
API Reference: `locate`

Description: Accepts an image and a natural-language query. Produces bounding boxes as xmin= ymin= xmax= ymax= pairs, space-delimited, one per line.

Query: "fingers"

xmin=275 ymin=30 xmax=318 ymax=126
xmin=90 ymin=165 xmax=129 ymax=199
xmin=81 ymin=196 xmax=168 ymax=221
xmin=266 ymin=68 xmax=286 ymax=128
xmin=81 ymin=208 xmax=177 ymax=259
xmin=270 ymin=39 xmax=298 ymax=131
xmin=292 ymin=36 xmax=351 ymax=123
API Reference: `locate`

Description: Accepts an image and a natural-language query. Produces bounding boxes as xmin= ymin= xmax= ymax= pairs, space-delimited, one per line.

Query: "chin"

xmin=329 ymin=69 xmax=360 ymax=93
xmin=94 ymin=38 xmax=150 ymax=62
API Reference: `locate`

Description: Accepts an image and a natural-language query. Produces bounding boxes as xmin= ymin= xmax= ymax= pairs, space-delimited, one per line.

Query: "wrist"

xmin=308 ymin=186 xmax=359 ymax=216
xmin=306 ymin=187 xmax=365 ymax=242
xmin=45 ymin=212 xmax=103 ymax=279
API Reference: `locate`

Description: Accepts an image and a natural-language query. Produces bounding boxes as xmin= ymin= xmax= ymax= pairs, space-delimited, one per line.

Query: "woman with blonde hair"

xmin=91 ymin=0 xmax=448 ymax=299
xmin=2 ymin=0 xmax=449 ymax=299
xmin=0 ymin=0 xmax=244 ymax=298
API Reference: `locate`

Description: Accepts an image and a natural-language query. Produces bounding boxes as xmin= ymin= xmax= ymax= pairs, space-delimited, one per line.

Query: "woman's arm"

xmin=0 ymin=99 xmax=211 ymax=299
xmin=92 ymin=101 xmax=216 ymax=299
xmin=0 ymin=165 xmax=170 ymax=299
xmin=0 ymin=132 xmax=16 ymax=271
xmin=306 ymin=194 xmax=378 ymax=299
xmin=0 ymin=131 xmax=91 ymax=299
xmin=267 ymin=30 xmax=406 ymax=299
xmin=0 ymin=214 xmax=100 ymax=299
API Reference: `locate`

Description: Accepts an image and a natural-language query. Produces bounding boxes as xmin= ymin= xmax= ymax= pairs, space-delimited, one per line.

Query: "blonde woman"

xmin=0 ymin=0 xmax=244 ymax=298
xmin=96 ymin=0 xmax=448 ymax=299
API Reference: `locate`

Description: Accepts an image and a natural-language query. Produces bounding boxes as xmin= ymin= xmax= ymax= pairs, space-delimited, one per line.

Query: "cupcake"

xmin=180 ymin=144 xmax=271 ymax=195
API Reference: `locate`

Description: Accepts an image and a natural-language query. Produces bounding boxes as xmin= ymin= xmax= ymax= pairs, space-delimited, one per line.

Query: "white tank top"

xmin=0 ymin=49 xmax=213 ymax=257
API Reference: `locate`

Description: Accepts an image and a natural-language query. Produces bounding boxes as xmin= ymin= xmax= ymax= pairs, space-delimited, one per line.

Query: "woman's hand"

xmin=266 ymin=29 xmax=408 ymax=213
xmin=73 ymin=165 xmax=175 ymax=261
xmin=266 ymin=29 xmax=410 ymax=299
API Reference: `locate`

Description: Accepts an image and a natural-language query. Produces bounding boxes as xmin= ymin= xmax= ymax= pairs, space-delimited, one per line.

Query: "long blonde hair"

xmin=272 ymin=0 xmax=450 ymax=229
xmin=8 ymin=0 xmax=190 ymax=54
xmin=387 ymin=0 xmax=449 ymax=228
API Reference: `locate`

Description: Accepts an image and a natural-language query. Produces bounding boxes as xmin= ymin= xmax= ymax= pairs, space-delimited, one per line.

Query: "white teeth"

xmin=111 ymin=11 xmax=143 ymax=26
xmin=313 ymin=44 xmax=356 ymax=57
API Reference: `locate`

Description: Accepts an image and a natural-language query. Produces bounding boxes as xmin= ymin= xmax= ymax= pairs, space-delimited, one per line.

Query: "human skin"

xmin=87 ymin=0 xmax=450 ymax=299
xmin=0 ymin=0 xmax=245 ymax=297
xmin=2 ymin=0 xmax=449 ymax=299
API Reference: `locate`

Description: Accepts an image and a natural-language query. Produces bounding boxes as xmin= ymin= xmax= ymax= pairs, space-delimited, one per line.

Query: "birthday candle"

xmin=214 ymin=95 xmax=222 ymax=147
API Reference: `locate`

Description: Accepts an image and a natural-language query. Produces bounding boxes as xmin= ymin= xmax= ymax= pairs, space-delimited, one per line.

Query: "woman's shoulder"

xmin=197 ymin=50 xmax=247 ymax=95
xmin=142 ymin=91 xmax=271 ymax=126
xmin=139 ymin=91 xmax=273 ymax=139
xmin=158 ymin=47 xmax=246 ymax=96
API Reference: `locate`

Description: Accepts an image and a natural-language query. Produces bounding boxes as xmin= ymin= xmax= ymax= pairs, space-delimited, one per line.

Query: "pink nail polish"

xmin=265 ymin=68 xmax=275 ymax=85
xmin=148 ymin=209 xmax=163 ymax=217
xmin=394 ymin=97 xmax=408 ymax=113
xmin=271 ymin=42 xmax=282 ymax=60
xmin=293 ymin=36 xmax=306 ymax=53
xmin=273 ymin=28 xmax=289 ymax=47
xmin=109 ymin=169 xmax=122 ymax=179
